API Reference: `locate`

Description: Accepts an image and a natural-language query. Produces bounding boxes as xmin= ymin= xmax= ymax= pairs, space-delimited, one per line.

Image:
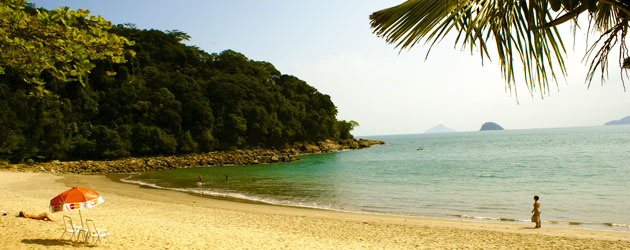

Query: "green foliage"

xmin=92 ymin=125 xmax=132 ymax=159
xmin=370 ymin=0 xmax=630 ymax=96
xmin=0 ymin=0 xmax=134 ymax=94
xmin=0 ymin=22 xmax=356 ymax=163
xmin=131 ymin=124 xmax=177 ymax=155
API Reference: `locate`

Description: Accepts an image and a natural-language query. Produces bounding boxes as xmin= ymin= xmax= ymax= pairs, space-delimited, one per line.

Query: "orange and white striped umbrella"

xmin=50 ymin=186 xmax=104 ymax=212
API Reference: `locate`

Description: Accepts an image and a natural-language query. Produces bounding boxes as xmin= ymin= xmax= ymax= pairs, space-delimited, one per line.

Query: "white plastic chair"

xmin=85 ymin=219 xmax=108 ymax=246
xmin=60 ymin=216 xmax=82 ymax=241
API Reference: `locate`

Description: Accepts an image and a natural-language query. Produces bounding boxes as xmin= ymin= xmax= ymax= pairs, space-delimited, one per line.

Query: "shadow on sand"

xmin=21 ymin=238 xmax=75 ymax=247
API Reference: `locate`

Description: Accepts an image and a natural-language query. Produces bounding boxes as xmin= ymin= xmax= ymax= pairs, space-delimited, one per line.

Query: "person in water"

xmin=531 ymin=195 xmax=541 ymax=228
xmin=197 ymin=174 xmax=203 ymax=187
xmin=18 ymin=211 xmax=54 ymax=221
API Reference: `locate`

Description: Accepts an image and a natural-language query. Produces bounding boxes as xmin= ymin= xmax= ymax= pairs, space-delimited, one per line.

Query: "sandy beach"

xmin=1 ymin=170 xmax=628 ymax=249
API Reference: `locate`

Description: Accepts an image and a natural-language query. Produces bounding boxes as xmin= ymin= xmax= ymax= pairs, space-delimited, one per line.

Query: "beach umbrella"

xmin=50 ymin=186 xmax=104 ymax=227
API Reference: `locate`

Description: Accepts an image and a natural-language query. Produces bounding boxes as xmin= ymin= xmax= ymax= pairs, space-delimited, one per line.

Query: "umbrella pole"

xmin=77 ymin=209 xmax=86 ymax=243
xmin=79 ymin=210 xmax=84 ymax=228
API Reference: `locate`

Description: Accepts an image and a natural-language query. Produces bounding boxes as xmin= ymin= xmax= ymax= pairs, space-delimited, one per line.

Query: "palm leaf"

xmin=370 ymin=0 xmax=628 ymax=96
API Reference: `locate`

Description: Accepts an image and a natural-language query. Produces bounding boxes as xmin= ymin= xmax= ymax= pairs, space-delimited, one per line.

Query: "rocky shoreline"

xmin=0 ymin=139 xmax=384 ymax=175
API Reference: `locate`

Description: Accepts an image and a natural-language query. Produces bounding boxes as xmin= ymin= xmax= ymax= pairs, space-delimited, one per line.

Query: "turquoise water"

xmin=123 ymin=126 xmax=630 ymax=231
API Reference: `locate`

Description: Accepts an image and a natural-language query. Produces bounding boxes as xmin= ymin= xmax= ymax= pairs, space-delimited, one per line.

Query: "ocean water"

xmin=122 ymin=126 xmax=630 ymax=231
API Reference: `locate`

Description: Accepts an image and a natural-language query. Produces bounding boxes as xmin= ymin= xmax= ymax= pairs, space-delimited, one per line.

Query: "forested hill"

xmin=0 ymin=26 xmax=356 ymax=163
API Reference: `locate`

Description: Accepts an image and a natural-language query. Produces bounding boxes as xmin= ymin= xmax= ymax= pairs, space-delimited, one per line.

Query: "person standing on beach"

xmin=531 ymin=195 xmax=541 ymax=228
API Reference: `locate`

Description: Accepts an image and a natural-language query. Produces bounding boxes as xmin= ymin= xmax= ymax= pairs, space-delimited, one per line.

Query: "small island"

xmin=424 ymin=124 xmax=456 ymax=134
xmin=479 ymin=122 xmax=504 ymax=131
xmin=605 ymin=116 xmax=630 ymax=125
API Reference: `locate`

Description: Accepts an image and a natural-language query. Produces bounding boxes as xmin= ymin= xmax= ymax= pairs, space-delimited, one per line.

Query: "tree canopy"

xmin=0 ymin=5 xmax=356 ymax=163
xmin=370 ymin=0 xmax=629 ymax=97
xmin=0 ymin=0 xmax=134 ymax=94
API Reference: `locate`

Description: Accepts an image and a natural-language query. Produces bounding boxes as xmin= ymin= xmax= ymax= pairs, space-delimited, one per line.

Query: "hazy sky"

xmin=32 ymin=0 xmax=630 ymax=136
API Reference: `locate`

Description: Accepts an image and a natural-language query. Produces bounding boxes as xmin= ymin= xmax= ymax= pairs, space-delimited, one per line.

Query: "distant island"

xmin=605 ymin=116 xmax=630 ymax=125
xmin=425 ymin=124 xmax=456 ymax=134
xmin=479 ymin=122 xmax=504 ymax=131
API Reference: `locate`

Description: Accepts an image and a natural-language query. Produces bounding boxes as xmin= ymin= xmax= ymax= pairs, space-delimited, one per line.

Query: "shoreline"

xmin=124 ymin=177 xmax=630 ymax=235
xmin=0 ymin=139 xmax=384 ymax=174
xmin=117 ymin=172 xmax=630 ymax=233
xmin=1 ymin=171 xmax=629 ymax=249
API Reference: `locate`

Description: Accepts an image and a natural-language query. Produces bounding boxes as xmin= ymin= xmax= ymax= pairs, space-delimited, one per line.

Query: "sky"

xmin=31 ymin=0 xmax=630 ymax=136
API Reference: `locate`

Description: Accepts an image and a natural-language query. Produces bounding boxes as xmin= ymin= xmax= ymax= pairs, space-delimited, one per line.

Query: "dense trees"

xmin=0 ymin=6 xmax=356 ymax=163
xmin=0 ymin=0 xmax=133 ymax=94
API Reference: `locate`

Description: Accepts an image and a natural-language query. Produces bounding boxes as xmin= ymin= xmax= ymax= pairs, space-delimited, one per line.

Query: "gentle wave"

xmin=454 ymin=214 xmax=530 ymax=223
xmin=120 ymin=175 xmax=164 ymax=189
xmin=454 ymin=214 xmax=630 ymax=229
xmin=607 ymin=223 xmax=630 ymax=228
xmin=120 ymin=175 xmax=358 ymax=214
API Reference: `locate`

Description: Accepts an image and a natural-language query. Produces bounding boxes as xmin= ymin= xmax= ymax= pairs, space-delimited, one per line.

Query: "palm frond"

xmin=584 ymin=0 xmax=629 ymax=89
xmin=370 ymin=0 xmax=629 ymax=96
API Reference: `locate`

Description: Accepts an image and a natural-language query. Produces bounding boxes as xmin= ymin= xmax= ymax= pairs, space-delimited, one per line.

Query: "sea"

xmin=121 ymin=125 xmax=630 ymax=232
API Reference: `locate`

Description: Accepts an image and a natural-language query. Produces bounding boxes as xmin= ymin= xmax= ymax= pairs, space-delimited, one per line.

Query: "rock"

xmin=319 ymin=140 xmax=341 ymax=152
xmin=303 ymin=143 xmax=321 ymax=153
xmin=2 ymin=138 xmax=385 ymax=175
xmin=357 ymin=139 xmax=384 ymax=148
xmin=480 ymin=122 xmax=504 ymax=131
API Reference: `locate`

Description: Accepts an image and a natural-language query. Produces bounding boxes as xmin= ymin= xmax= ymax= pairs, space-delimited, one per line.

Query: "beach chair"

xmin=60 ymin=216 xmax=82 ymax=241
xmin=85 ymin=219 xmax=108 ymax=246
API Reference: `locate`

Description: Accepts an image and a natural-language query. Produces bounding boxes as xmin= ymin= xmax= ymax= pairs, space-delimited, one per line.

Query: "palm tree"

xmin=370 ymin=0 xmax=629 ymax=97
